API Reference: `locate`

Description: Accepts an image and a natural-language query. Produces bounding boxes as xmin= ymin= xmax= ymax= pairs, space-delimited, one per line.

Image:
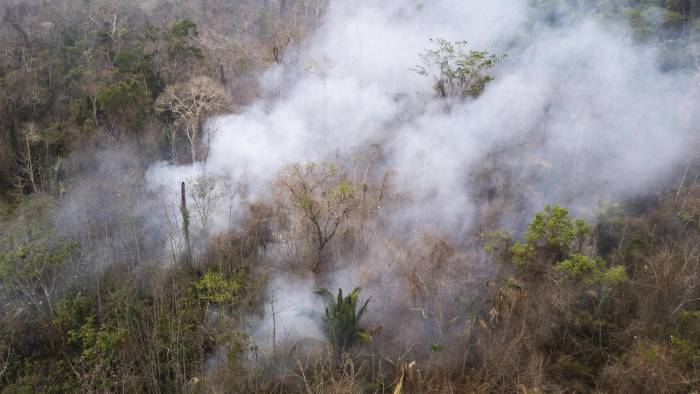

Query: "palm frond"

xmin=314 ymin=287 xmax=371 ymax=352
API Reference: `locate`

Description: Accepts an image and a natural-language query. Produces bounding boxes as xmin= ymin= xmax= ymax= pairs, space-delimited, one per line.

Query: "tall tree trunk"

xmin=190 ymin=140 xmax=197 ymax=163
xmin=181 ymin=181 xmax=192 ymax=268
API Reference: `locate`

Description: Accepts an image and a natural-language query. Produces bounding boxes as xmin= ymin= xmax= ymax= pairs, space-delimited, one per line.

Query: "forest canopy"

xmin=0 ymin=0 xmax=699 ymax=393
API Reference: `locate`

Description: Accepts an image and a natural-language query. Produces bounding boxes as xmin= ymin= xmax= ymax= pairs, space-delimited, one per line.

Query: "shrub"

xmin=511 ymin=205 xmax=591 ymax=266
xmin=196 ymin=270 xmax=243 ymax=304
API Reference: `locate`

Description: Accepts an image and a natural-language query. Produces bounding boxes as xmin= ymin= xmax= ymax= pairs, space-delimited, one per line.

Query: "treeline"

xmin=0 ymin=0 xmax=320 ymax=200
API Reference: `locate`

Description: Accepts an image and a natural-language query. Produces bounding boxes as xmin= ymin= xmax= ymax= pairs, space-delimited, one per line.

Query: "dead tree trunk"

xmin=181 ymin=181 xmax=192 ymax=267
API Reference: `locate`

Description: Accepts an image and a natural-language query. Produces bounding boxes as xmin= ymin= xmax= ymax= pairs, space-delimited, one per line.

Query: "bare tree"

xmin=157 ymin=76 xmax=227 ymax=163
xmin=275 ymin=161 xmax=359 ymax=273
xmin=188 ymin=172 xmax=236 ymax=240
xmin=15 ymin=123 xmax=40 ymax=193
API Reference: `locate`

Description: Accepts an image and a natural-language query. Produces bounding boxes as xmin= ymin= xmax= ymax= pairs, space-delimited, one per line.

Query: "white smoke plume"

xmin=145 ymin=0 xmax=699 ymax=347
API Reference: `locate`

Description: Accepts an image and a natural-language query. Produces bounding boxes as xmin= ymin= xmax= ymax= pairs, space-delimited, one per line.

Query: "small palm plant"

xmin=314 ymin=287 xmax=371 ymax=352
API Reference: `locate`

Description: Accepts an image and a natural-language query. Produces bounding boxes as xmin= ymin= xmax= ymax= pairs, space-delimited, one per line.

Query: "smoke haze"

xmin=144 ymin=0 xmax=699 ymax=346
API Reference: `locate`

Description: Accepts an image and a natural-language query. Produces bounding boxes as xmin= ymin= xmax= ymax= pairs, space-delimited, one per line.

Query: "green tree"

xmin=413 ymin=38 xmax=503 ymax=100
xmin=0 ymin=225 xmax=76 ymax=317
xmin=96 ymin=75 xmax=152 ymax=128
xmin=68 ymin=316 xmax=128 ymax=391
xmin=510 ymin=204 xmax=591 ymax=266
xmin=505 ymin=205 xmax=626 ymax=284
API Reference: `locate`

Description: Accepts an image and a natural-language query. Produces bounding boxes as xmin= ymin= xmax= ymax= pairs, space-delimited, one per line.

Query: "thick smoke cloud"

xmin=145 ymin=0 xmax=698 ymax=346
xmin=148 ymin=0 xmax=696 ymax=225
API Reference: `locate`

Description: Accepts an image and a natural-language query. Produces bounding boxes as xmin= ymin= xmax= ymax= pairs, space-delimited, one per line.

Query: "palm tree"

xmin=314 ymin=287 xmax=371 ymax=352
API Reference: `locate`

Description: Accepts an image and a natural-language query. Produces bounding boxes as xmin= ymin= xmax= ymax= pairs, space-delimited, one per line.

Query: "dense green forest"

xmin=0 ymin=0 xmax=699 ymax=393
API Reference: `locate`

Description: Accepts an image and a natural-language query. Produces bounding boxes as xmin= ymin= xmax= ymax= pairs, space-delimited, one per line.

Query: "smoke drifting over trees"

xmin=1 ymin=0 xmax=700 ymax=392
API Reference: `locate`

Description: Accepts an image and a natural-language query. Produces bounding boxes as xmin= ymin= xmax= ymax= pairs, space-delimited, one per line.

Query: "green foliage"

xmin=482 ymin=229 xmax=514 ymax=264
xmin=196 ymin=270 xmax=243 ymax=304
xmin=0 ymin=228 xmax=74 ymax=282
xmin=52 ymin=293 xmax=93 ymax=333
xmin=555 ymin=253 xmax=605 ymax=281
xmin=113 ymin=50 xmax=143 ymax=74
xmin=300 ymin=196 xmax=312 ymax=209
xmin=669 ymin=333 xmax=697 ymax=363
xmin=280 ymin=162 xmax=359 ymax=211
xmin=556 ymin=253 xmax=626 ymax=285
xmin=678 ymin=310 xmax=700 ymax=321
xmin=482 ymin=229 xmax=510 ymax=253
xmin=664 ymin=9 xmax=686 ymax=28
xmin=96 ymin=75 xmax=152 ymax=126
xmin=315 ymin=287 xmax=371 ymax=352
xmin=505 ymin=204 xmax=626 ymax=285
xmin=170 ymin=20 xmax=198 ymax=38
xmin=678 ymin=209 xmax=696 ymax=224
xmin=328 ymin=180 xmax=358 ymax=203
xmin=511 ymin=205 xmax=591 ymax=266
xmin=413 ymin=38 xmax=503 ymax=99
xmin=624 ymin=6 xmax=658 ymax=40
xmin=672 ymin=310 xmax=700 ymax=364
xmin=603 ymin=265 xmax=627 ymax=285
xmin=68 ymin=316 xmax=127 ymax=369
xmin=0 ymin=358 xmax=77 ymax=394
xmin=0 ymin=225 xmax=76 ymax=313
xmin=498 ymin=205 xmax=627 ymax=286
xmin=167 ymin=20 xmax=203 ymax=60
